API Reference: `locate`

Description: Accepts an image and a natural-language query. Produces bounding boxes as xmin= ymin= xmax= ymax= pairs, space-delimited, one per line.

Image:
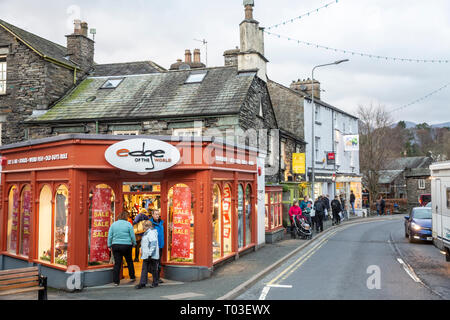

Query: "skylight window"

xmin=101 ymin=78 xmax=124 ymax=89
xmin=185 ymin=72 xmax=207 ymax=84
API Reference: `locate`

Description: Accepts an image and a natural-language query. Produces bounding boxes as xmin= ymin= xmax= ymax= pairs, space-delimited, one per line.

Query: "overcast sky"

xmin=2 ymin=0 xmax=450 ymax=125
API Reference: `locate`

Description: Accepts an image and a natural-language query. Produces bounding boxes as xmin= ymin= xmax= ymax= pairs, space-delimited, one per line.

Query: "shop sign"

xmin=327 ymin=152 xmax=335 ymax=165
xmin=171 ymin=186 xmax=191 ymax=259
xmin=292 ymin=153 xmax=306 ymax=174
xmin=7 ymin=153 xmax=68 ymax=165
xmin=344 ymin=135 xmax=360 ymax=151
xmin=308 ymin=172 xmax=335 ymax=182
xmin=89 ymin=188 xmax=113 ymax=262
xmin=105 ymin=139 xmax=180 ymax=173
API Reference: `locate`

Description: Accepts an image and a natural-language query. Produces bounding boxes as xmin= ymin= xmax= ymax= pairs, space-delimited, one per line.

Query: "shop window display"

xmin=19 ymin=185 xmax=32 ymax=257
xmin=212 ymin=185 xmax=222 ymax=261
xmin=38 ymin=185 xmax=52 ymax=263
xmin=54 ymin=185 xmax=69 ymax=266
xmin=88 ymin=184 xmax=115 ymax=266
xmin=265 ymin=193 xmax=269 ymax=230
xmin=237 ymin=185 xmax=244 ymax=249
xmin=167 ymin=184 xmax=194 ymax=263
xmin=7 ymin=185 xmax=19 ymax=254
xmin=245 ymin=185 xmax=252 ymax=246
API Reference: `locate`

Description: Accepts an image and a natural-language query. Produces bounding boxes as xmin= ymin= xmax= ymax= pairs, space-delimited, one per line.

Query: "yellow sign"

xmin=292 ymin=153 xmax=306 ymax=174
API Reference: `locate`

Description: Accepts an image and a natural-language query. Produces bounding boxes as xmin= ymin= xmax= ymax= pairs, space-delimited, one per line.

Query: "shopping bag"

xmin=133 ymin=220 xmax=146 ymax=234
xmin=310 ymin=208 xmax=316 ymax=217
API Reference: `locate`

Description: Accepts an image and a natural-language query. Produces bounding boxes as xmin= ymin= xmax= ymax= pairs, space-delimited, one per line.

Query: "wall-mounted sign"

xmin=344 ymin=135 xmax=360 ymax=151
xmin=292 ymin=153 xmax=306 ymax=174
xmin=327 ymin=152 xmax=335 ymax=165
xmin=105 ymin=139 xmax=180 ymax=173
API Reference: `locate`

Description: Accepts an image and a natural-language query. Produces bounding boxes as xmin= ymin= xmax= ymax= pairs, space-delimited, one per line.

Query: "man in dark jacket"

xmin=350 ymin=190 xmax=356 ymax=216
xmin=331 ymin=196 xmax=342 ymax=225
xmin=314 ymin=196 xmax=325 ymax=232
xmin=150 ymin=210 xmax=164 ymax=284
xmin=380 ymin=196 xmax=386 ymax=215
xmin=322 ymin=195 xmax=331 ymax=221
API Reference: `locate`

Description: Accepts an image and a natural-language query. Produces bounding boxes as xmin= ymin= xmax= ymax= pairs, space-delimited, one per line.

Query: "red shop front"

xmin=0 ymin=134 xmax=258 ymax=289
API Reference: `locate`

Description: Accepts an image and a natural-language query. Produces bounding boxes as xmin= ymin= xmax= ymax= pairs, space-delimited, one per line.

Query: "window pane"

xmin=167 ymin=184 xmax=194 ymax=263
xmin=19 ymin=185 xmax=32 ymax=257
xmin=55 ymin=185 xmax=69 ymax=266
xmin=238 ymin=185 xmax=244 ymax=249
xmin=88 ymin=184 xmax=115 ymax=265
xmin=245 ymin=185 xmax=252 ymax=246
xmin=222 ymin=184 xmax=233 ymax=256
xmin=38 ymin=185 xmax=52 ymax=262
xmin=7 ymin=186 xmax=19 ymax=253
xmin=212 ymin=185 xmax=222 ymax=261
xmin=185 ymin=72 xmax=207 ymax=83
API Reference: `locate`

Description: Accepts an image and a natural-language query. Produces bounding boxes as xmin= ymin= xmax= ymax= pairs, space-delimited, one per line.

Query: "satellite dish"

xmin=179 ymin=64 xmax=191 ymax=70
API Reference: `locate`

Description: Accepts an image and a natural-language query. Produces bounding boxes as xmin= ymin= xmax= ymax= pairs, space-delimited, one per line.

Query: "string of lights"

xmin=264 ymin=30 xmax=450 ymax=64
xmin=389 ymin=83 xmax=450 ymax=113
xmin=266 ymin=0 xmax=340 ymax=30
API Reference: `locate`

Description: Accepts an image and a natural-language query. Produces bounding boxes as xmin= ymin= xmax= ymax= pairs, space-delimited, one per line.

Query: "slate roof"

xmin=378 ymin=170 xmax=404 ymax=184
xmin=0 ymin=19 xmax=78 ymax=69
xmin=382 ymin=156 xmax=432 ymax=170
xmin=28 ymin=66 xmax=256 ymax=122
xmin=91 ymin=61 xmax=166 ymax=76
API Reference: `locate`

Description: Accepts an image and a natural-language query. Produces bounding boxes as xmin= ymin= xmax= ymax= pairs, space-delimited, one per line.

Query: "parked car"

xmin=418 ymin=194 xmax=431 ymax=206
xmin=404 ymin=207 xmax=432 ymax=243
xmin=425 ymin=202 xmax=432 ymax=208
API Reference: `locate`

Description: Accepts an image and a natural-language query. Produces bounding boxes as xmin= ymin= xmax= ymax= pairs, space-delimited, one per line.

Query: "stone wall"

xmin=406 ymin=176 xmax=431 ymax=209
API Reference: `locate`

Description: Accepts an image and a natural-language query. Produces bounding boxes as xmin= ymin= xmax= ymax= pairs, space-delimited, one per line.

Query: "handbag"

xmin=310 ymin=208 xmax=316 ymax=217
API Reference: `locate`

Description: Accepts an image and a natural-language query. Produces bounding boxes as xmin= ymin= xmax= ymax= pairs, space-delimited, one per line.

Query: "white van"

xmin=430 ymin=161 xmax=450 ymax=262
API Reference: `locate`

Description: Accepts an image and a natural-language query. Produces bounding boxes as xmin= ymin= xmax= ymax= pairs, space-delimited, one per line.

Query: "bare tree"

xmin=358 ymin=104 xmax=394 ymax=209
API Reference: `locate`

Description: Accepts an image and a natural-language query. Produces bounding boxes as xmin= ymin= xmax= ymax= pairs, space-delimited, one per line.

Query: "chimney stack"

xmin=193 ymin=49 xmax=201 ymax=63
xmin=185 ymin=49 xmax=192 ymax=63
xmin=66 ymin=20 xmax=95 ymax=77
xmin=245 ymin=4 xmax=254 ymax=20
xmin=290 ymin=78 xmax=321 ymax=100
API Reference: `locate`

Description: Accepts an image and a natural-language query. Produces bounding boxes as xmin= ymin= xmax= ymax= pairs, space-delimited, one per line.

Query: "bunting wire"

xmin=264 ymin=30 xmax=450 ymax=64
xmin=266 ymin=0 xmax=340 ymax=30
xmin=389 ymin=83 xmax=450 ymax=113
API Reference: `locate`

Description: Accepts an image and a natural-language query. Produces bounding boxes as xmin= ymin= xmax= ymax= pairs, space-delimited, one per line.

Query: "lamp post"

xmin=310 ymin=59 xmax=349 ymax=201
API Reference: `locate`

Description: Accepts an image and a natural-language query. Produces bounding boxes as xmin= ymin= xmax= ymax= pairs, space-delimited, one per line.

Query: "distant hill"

xmin=431 ymin=122 xmax=450 ymax=128
xmin=393 ymin=121 xmax=450 ymax=129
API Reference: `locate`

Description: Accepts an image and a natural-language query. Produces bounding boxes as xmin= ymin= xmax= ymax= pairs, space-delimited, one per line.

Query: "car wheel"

xmin=446 ymin=249 xmax=450 ymax=262
xmin=404 ymin=227 xmax=408 ymax=238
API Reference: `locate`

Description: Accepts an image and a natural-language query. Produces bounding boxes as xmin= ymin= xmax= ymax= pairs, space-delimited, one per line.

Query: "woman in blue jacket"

xmin=108 ymin=211 xmax=137 ymax=285
xmin=150 ymin=210 xmax=164 ymax=284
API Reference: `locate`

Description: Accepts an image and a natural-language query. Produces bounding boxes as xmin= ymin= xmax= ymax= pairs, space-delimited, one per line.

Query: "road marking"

xmin=397 ymin=258 xmax=421 ymax=283
xmin=258 ymin=286 xmax=271 ymax=300
xmin=161 ymin=292 xmax=205 ymax=300
xmin=267 ymin=284 xmax=293 ymax=288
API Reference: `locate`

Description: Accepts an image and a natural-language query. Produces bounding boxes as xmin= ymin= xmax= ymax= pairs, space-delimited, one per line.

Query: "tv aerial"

xmin=193 ymin=38 xmax=208 ymax=67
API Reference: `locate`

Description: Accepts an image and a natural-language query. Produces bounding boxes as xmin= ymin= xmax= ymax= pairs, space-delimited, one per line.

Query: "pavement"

xmin=0 ymin=213 xmax=399 ymax=301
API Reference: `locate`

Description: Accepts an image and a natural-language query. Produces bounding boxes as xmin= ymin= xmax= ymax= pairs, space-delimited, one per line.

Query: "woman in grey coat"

xmin=135 ymin=220 xmax=160 ymax=289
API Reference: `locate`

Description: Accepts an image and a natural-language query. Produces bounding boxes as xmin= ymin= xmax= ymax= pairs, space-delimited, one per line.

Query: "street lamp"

xmin=310 ymin=59 xmax=349 ymax=201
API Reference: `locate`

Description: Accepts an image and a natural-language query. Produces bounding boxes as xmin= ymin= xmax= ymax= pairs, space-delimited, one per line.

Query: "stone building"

xmin=404 ymin=168 xmax=431 ymax=210
xmin=0 ymin=19 xmax=95 ymax=145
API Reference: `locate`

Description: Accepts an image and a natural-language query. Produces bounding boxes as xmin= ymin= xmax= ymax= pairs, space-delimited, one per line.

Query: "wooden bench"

xmin=0 ymin=266 xmax=47 ymax=300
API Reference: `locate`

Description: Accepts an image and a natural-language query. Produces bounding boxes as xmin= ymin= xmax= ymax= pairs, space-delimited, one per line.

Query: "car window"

xmin=412 ymin=208 xmax=432 ymax=219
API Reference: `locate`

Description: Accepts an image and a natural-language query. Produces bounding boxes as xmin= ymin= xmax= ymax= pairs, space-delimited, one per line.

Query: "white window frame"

xmin=0 ymin=56 xmax=6 ymax=95
xmin=172 ymin=128 xmax=202 ymax=137
xmin=418 ymin=179 xmax=426 ymax=190
xmin=280 ymin=140 xmax=286 ymax=170
xmin=113 ymin=130 xmax=139 ymax=136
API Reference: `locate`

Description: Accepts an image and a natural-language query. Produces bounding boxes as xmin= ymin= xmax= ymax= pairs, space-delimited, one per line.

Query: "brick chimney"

xmin=290 ymin=78 xmax=321 ymax=100
xmin=193 ymin=49 xmax=201 ymax=63
xmin=185 ymin=49 xmax=192 ymax=63
xmin=66 ymin=20 xmax=94 ymax=75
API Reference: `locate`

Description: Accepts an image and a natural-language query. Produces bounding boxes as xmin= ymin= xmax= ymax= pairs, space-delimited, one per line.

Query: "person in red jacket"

xmin=289 ymin=200 xmax=303 ymax=233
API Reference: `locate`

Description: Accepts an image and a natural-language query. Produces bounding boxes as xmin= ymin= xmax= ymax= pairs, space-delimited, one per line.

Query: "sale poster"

xmin=171 ymin=186 xmax=191 ymax=259
xmin=89 ymin=188 xmax=112 ymax=262
xmin=9 ymin=188 xmax=19 ymax=252
xmin=222 ymin=185 xmax=232 ymax=239
xmin=21 ymin=190 xmax=31 ymax=256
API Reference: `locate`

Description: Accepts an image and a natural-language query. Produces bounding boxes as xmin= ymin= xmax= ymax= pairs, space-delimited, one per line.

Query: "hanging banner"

xmin=21 ymin=190 xmax=31 ymax=256
xmin=344 ymin=135 xmax=360 ymax=151
xmin=292 ymin=153 xmax=306 ymax=174
xmin=89 ymin=188 xmax=113 ymax=262
xmin=222 ymin=185 xmax=232 ymax=239
xmin=9 ymin=188 xmax=19 ymax=252
xmin=171 ymin=186 xmax=191 ymax=259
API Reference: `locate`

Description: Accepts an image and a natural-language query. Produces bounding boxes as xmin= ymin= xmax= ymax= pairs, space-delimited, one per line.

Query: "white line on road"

xmin=267 ymin=284 xmax=293 ymax=288
xmin=397 ymin=258 xmax=421 ymax=283
xmin=258 ymin=286 xmax=271 ymax=300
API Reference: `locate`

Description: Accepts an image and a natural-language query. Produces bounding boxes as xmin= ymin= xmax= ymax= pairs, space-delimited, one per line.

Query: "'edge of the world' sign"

xmin=105 ymin=139 xmax=181 ymax=173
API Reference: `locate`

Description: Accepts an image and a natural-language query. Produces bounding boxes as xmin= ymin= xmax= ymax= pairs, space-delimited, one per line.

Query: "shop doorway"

xmin=122 ymin=182 xmax=161 ymax=278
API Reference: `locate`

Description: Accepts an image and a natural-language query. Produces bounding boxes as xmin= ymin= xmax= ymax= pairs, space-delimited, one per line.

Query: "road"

xmin=238 ymin=216 xmax=450 ymax=300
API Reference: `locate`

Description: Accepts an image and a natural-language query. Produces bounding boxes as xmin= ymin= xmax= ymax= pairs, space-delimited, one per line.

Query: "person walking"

xmin=289 ymin=200 xmax=303 ymax=237
xmin=108 ymin=211 xmax=137 ymax=286
xmin=135 ymin=220 xmax=160 ymax=289
xmin=331 ymin=196 xmax=342 ymax=226
xmin=300 ymin=197 xmax=312 ymax=227
xmin=380 ymin=196 xmax=386 ymax=216
xmin=323 ymin=195 xmax=331 ymax=221
xmin=133 ymin=208 xmax=150 ymax=262
xmin=314 ymin=196 xmax=325 ymax=233
xmin=150 ymin=209 xmax=164 ymax=284
xmin=376 ymin=197 xmax=381 ymax=216
xmin=350 ymin=190 xmax=356 ymax=216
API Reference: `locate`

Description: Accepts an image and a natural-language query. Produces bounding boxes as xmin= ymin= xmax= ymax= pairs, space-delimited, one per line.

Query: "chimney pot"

xmin=73 ymin=19 xmax=82 ymax=35
xmin=185 ymin=49 xmax=192 ymax=63
xmin=193 ymin=49 xmax=201 ymax=63
xmin=80 ymin=22 xmax=88 ymax=37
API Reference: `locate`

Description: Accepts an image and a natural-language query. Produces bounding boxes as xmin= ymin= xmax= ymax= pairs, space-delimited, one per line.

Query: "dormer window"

xmin=101 ymin=78 xmax=124 ymax=89
xmin=185 ymin=72 xmax=207 ymax=84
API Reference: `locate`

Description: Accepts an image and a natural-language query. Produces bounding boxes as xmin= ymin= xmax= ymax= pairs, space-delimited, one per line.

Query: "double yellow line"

xmin=267 ymin=227 xmax=347 ymax=286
